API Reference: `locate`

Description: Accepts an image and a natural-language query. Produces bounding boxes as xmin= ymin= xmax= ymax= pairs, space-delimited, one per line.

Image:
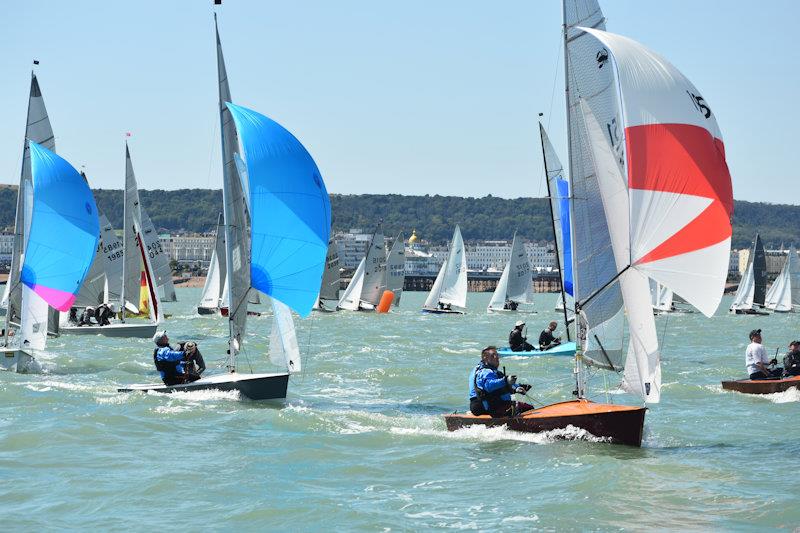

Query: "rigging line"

xmin=576 ymin=264 xmax=631 ymax=312
xmin=206 ymin=120 xmax=219 ymax=189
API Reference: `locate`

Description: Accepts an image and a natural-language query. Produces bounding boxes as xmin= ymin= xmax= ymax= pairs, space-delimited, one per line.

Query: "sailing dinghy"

xmin=62 ymin=144 xmax=163 ymax=337
xmin=764 ymin=245 xmax=799 ymax=313
xmin=2 ymin=142 xmax=99 ymax=372
xmin=487 ymin=232 xmax=534 ymax=313
xmin=338 ymin=226 xmax=386 ymax=311
xmin=119 ymin=14 xmax=331 ymax=400
xmin=447 ymin=0 xmax=733 ymax=445
xmin=422 ymin=225 xmax=467 ymax=314
xmin=313 ymin=239 xmax=341 ymax=312
xmin=721 ymin=375 xmax=800 ymax=395
xmin=730 ymin=234 xmax=770 ymax=315
xmin=198 ymin=213 xmax=226 ymax=314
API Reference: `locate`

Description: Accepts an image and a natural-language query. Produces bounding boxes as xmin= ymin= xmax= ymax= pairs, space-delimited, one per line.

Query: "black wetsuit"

xmin=509 ymin=328 xmax=533 ymax=352
xmin=539 ymin=329 xmax=560 ymax=350
xmin=784 ymin=350 xmax=800 ymax=376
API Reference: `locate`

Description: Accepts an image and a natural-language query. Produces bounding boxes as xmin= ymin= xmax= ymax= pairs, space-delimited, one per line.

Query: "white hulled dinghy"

xmin=487 ymin=232 xmax=534 ymax=313
xmin=447 ymin=0 xmax=733 ymax=445
xmin=2 ymin=142 xmax=99 ymax=372
xmin=119 ymin=15 xmax=331 ymax=400
xmin=422 ymin=225 xmax=467 ymax=314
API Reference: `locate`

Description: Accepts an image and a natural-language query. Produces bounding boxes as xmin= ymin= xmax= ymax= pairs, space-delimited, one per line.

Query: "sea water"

xmin=1 ymin=289 xmax=798 ymax=530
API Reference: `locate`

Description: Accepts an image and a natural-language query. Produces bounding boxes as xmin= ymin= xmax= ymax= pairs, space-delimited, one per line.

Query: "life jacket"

xmin=473 ymin=364 xmax=509 ymax=413
xmin=153 ymin=347 xmax=182 ymax=381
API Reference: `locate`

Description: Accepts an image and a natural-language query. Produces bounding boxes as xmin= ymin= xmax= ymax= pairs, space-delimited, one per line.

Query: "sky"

xmin=1 ymin=1 xmax=797 ymax=202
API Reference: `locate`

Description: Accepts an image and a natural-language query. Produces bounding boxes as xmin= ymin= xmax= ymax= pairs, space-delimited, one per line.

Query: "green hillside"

xmin=0 ymin=187 xmax=796 ymax=249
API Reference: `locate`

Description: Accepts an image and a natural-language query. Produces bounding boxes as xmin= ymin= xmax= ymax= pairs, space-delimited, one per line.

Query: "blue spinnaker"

xmin=557 ymin=178 xmax=573 ymax=297
xmin=23 ymin=142 xmax=100 ymax=311
xmin=226 ymin=102 xmax=331 ymax=317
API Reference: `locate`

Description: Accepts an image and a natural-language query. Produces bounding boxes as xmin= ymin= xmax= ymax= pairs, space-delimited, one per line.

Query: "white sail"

xmin=140 ymin=210 xmax=176 ymax=302
xmin=487 ymin=265 xmax=510 ymax=311
xmin=765 ymin=246 xmax=798 ymax=312
xmin=338 ymin=258 xmax=365 ymax=311
xmin=269 ymin=299 xmax=301 ymax=373
xmin=506 ymin=233 xmax=534 ymax=304
xmin=438 ymin=225 xmax=467 ymax=309
xmin=122 ymin=144 xmax=162 ymax=324
xmin=649 ymin=279 xmax=674 ymax=312
xmin=731 ymin=261 xmax=755 ymax=311
xmin=199 ymin=216 xmax=224 ymax=309
xmin=99 ymin=215 xmax=124 ymax=303
xmin=580 ymin=98 xmax=661 ymax=403
xmin=359 ymin=229 xmax=386 ymax=307
xmin=385 ymin=232 xmax=405 ymax=306
xmin=423 ymin=260 xmax=447 ymax=310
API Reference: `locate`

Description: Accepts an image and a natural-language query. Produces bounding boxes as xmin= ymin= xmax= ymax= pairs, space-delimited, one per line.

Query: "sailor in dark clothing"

xmin=68 ymin=307 xmax=79 ymax=325
xmin=79 ymin=306 xmax=96 ymax=326
xmin=509 ymin=320 xmax=534 ymax=352
xmin=503 ymin=300 xmax=519 ymax=311
xmin=95 ymin=303 xmax=112 ymax=326
xmin=539 ymin=321 xmax=562 ymax=350
xmin=783 ymin=341 xmax=800 ymax=377
xmin=178 ymin=341 xmax=205 ymax=382
xmin=469 ymin=346 xmax=532 ymax=417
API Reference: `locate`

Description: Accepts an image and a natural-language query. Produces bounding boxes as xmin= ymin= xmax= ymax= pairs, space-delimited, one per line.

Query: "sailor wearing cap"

xmin=509 ymin=320 xmax=534 ymax=352
xmin=152 ymin=330 xmax=189 ymax=386
xmin=745 ymin=329 xmax=780 ymax=380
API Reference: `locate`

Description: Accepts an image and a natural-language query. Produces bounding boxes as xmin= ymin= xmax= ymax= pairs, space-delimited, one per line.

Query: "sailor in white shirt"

xmin=745 ymin=329 xmax=779 ymax=380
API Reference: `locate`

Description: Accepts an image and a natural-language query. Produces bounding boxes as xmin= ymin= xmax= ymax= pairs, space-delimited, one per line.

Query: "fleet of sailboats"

xmin=5 ymin=2 xmax=792 ymax=448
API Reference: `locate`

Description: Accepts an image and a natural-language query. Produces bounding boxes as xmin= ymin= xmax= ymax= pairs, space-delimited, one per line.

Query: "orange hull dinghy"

xmin=444 ymin=399 xmax=646 ymax=447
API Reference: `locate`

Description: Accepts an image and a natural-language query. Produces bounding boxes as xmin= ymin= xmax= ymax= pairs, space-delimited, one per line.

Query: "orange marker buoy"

xmin=376 ymin=290 xmax=395 ymax=313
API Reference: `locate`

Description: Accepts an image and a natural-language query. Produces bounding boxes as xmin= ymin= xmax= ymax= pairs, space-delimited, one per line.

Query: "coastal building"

xmin=334 ymin=228 xmax=373 ymax=269
xmin=738 ymin=247 xmax=794 ymax=276
xmin=161 ymin=234 xmax=215 ymax=266
xmin=0 ymin=233 xmax=13 ymax=266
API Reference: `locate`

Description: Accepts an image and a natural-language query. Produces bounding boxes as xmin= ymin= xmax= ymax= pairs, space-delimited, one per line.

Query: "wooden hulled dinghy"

xmin=498 ymin=341 xmax=577 ymax=358
xmin=444 ymin=399 xmax=646 ymax=447
xmin=721 ymin=376 xmax=800 ymax=395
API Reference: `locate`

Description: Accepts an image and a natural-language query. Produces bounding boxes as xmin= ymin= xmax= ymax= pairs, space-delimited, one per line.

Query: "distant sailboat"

xmin=386 ymin=232 xmax=406 ymax=306
xmin=338 ymin=226 xmax=386 ymax=311
xmin=313 ymin=239 xmax=340 ymax=312
xmin=649 ymin=279 xmax=675 ymax=314
xmin=198 ymin=213 xmax=226 ymax=314
xmin=120 ymin=14 xmax=331 ymax=400
xmin=764 ymin=245 xmax=800 ymax=313
xmin=422 ymin=225 xmax=467 ymax=314
xmin=730 ymin=234 xmax=769 ymax=315
xmin=487 ymin=232 xmax=534 ymax=313
xmin=2 ymin=142 xmax=99 ymax=372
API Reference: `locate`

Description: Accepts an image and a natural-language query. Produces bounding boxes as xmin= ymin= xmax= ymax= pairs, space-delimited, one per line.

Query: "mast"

xmin=539 ymin=122 xmax=571 ymax=341
xmin=562 ymin=0 xmax=584 ymax=397
xmin=119 ymin=143 xmax=129 ymax=323
xmin=214 ymin=13 xmax=239 ymax=372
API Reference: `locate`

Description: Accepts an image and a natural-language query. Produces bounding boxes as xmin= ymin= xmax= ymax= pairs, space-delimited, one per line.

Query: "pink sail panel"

xmin=26 ymin=283 xmax=77 ymax=312
xmin=581 ymin=27 xmax=733 ymax=317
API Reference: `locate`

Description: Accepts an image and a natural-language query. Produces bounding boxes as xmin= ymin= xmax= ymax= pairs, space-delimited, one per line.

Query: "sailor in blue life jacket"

xmin=469 ymin=346 xmax=533 ymax=417
xmin=152 ymin=330 xmax=200 ymax=386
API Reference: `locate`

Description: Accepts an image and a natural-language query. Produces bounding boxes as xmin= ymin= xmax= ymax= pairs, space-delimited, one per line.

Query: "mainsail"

xmin=731 ymin=235 xmax=764 ymax=312
xmin=199 ymin=214 xmax=226 ymax=310
xmin=359 ymin=228 xmax=387 ymax=307
xmin=20 ymin=142 xmax=99 ymax=348
xmin=337 ymin=258 xmax=365 ymax=311
xmin=488 ymin=232 xmax=533 ymax=311
xmin=140 ymin=210 xmax=176 ymax=302
xmin=765 ymin=246 xmax=799 ymax=312
xmin=386 ymin=232 xmax=405 ymax=306
xmin=577 ymin=24 xmax=733 ymax=402
xmin=317 ymin=239 xmax=341 ymax=303
xmin=438 ymin=225 xmax=468 ymax=309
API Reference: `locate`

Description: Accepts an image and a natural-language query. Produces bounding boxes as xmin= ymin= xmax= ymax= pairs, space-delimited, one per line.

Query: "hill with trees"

xmin=0 ymin=186 xmax=796 ymax=249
